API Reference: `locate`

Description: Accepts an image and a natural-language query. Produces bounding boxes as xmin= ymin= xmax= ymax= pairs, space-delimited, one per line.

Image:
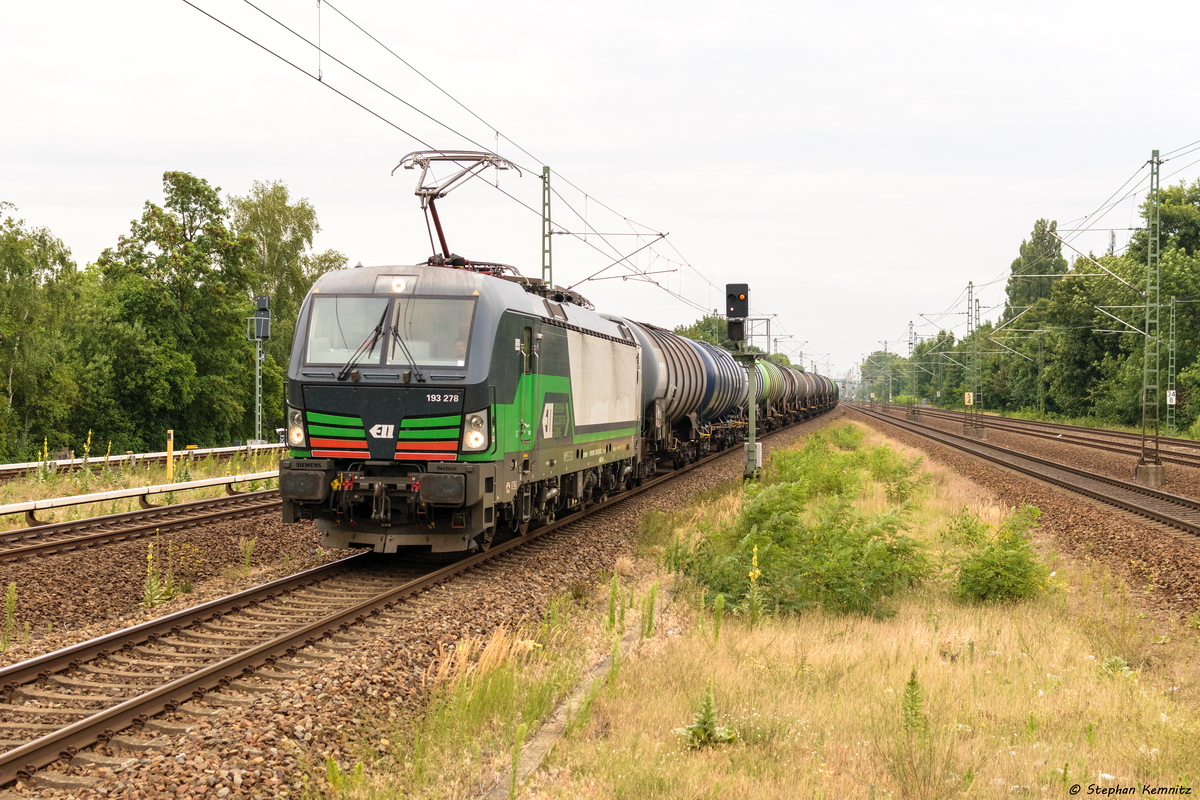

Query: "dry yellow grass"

xmin=523 ymin=421 xmax=1200 ymax=799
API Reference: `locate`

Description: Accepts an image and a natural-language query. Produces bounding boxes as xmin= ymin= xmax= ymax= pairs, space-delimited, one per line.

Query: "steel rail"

xmin=896 ymin=406 xmax=1198 ymax=464
xmin=849 ymin=406 xmax=1200 ymax=536
xmin=0 ymin=491 xmax=280 ymax=562
xmin=890 ymin=404 xmax=1200 ymax=459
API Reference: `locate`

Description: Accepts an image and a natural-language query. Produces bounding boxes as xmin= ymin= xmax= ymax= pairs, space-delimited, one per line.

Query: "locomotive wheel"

xmin=476 ymin=525 xmax=497 ymax=552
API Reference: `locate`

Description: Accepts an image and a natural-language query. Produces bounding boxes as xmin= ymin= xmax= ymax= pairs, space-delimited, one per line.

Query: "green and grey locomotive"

xmin=278 ymin=260 xmax=838 ymax=554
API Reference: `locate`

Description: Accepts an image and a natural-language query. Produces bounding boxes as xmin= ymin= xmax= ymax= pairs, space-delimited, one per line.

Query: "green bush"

xmin=687 ymin=497 xmax=932 ymax=617
xmin=938 ymin=509 xmax=991 ymax=550
xmin=954 ymin=506 xmax=1051 ymax=602
xmin=827 ymin=424 xmax=865 ymax=451
xmin=678 ymin=425 xmax=934 ymax=617
xmin=763 ymin=436 xmax=862 ymax=496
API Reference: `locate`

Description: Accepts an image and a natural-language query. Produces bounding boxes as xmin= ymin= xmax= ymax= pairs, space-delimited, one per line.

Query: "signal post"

xmin=726 ymin=284 xmax=760 ymax=480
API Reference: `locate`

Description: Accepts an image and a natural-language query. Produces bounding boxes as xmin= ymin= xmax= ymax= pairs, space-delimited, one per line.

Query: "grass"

xmin=0 ymin=448 xmax=280 ymax=532
xmin=532 ymin=424 xmax=1200 ymax=797
xmin=304 ymin=420 xmax=1200 ymax=798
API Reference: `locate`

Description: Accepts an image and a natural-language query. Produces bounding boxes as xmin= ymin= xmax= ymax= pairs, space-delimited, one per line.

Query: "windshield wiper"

xmin=389 ymin=324 xmax=427 ymax=383
xmin=336 ymin=306 xmax=389 ymax=382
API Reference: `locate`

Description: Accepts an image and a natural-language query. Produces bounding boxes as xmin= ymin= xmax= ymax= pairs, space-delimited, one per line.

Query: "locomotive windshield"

xmin=303 ymin=294 xmax=476 ymax=368
xmin=305 ymin=296 xmax=390 ymax=366
xmin=389 ymin=297 xmax=476 ymax=367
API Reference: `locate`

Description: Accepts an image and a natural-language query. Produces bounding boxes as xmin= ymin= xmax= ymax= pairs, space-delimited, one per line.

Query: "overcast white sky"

xmin=4 ymin=0 xmax=1200 ymax=380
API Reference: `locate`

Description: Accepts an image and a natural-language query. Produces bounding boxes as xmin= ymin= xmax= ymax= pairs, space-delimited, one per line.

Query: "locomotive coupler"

xmin=371 ymin=482 xmax=392 ymax=522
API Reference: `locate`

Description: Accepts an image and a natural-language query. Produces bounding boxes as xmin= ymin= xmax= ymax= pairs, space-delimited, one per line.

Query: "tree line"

xmin=671 ymin=315 xmax=796 ymax=368
xmin=857 ymin=179 xmax=1200 ymax=434
xmin=0 ymin=172 xmax=346 ymax=460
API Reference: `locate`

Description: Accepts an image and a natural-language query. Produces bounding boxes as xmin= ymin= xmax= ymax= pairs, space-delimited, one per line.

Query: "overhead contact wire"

xmin=179 ymin=0 xmax=433 ymax=148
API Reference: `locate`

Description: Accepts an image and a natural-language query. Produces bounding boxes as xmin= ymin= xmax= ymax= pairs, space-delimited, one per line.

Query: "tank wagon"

xmin=279 ymin=262 xmax=838 ymax=553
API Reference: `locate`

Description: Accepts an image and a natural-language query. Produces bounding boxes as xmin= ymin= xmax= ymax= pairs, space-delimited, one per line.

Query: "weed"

xmin=607 ymin=634 xmax=622 ymax=689
xmin=673 ymin=676 xmax=737 ymax=748
xmin=606 ymin=572 xmax=619 ymax=632
xmin=736 ymin=545 xmax=767 ymax=628
xmin=877 ymin=666 xmax=974 ymax=799
xmin=1099 ymin=655 xmax=1137 ymax=680
xmin=901 ymin=667 xmax=928 ymax=737
xmin=509 ymin=721 xmax=528 ymax=799
xmin=239 ymin=536 xmax=257 ymax=576
xmin=34 ymin=438 xmax=54 ymax=484
xmin=74 ymin=430 xmax=94 ymax=493
xmin=827 ymin=423 xmax=865 ymax=451
xmin=141 ymin=532 xmax=190 ymax=607
xmin=713 ymin=593 xmax=725 ymax=642
xmin=641 ymin=582 xmax=658 ymax=638
xmin=954 ymin=506 xmax=1052 ymax=602
xmin=324 ymin=756 xmax=365 ymax=792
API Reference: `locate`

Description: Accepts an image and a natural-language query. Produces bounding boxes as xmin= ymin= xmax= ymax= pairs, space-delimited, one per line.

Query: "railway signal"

xmin=726 ymin=284 xmax=749 ymax=318
xmin=247 ymin=296 xmax=271 ymax=444
xmin=726 ymin=283 xmax=748 ymax=342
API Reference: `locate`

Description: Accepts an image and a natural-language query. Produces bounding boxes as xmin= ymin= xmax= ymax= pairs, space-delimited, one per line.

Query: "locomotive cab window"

xmin=389 ymin=297 xmax=477 ymax=367
xmin=305 ymin=295 xmax=390 ymax=365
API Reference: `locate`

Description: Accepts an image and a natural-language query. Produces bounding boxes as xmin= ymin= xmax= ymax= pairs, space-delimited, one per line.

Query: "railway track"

xmin=0 ymin=491 xmax=280 ymax=562
xmin=849 ymin=404 xmax=1200 ymax=536
xmin=0 ymin=410 xmax=832 ymax=786
xmin=878 ymin=404 xmax=1200 ymax=468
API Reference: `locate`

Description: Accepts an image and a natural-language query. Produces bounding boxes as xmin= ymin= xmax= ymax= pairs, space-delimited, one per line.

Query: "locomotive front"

xmin=279 ymin=265 xmax=502 ymax=552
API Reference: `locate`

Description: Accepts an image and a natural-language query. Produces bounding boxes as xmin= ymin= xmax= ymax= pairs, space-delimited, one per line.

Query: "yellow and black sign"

xmin=964 ymin=392 xmax=974 ymax=406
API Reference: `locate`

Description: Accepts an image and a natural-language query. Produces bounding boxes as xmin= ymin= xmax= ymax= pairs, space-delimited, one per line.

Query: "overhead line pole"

xmin=1137 ymin=150 xmax=1164 ymax=487
xmin=541 ymin=167 xmax=552 ymax=286
xmin=1168 ymin=296 xmax=1177 ymax=435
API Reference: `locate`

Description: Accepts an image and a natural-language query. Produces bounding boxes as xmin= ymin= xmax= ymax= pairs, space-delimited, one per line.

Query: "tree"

xmin=1003 ymin=219 xmax=1067 ymax=321
xmin=673 ymin=315 xmax=738 ymax=350
xmin=0 ymin=205 xmax=80 ymax=459
xmin=672 ymin=315 xmax=793 ymax=365
xmin=1128 ymin=178 xmax=1200 ymax=261
xmin=94 ymin=172 xmax=258 ymax=448
xmin=228 ymin=180 xmax=347 ymax=370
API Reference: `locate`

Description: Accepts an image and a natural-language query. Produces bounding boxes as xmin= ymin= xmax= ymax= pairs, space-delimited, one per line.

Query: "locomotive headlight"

xmin=461 ymin=409 xmax=489 ymax=451
xmin=287 ymin=407 xmax=308 ymax=449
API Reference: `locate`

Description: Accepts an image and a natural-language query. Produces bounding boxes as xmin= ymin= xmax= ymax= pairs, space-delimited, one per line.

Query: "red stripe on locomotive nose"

xmin=393 ymin=453 xmax=458 ymax=461
xmin=394 ymin=441 xmax=458 ymax=451
xmin=309 ymin=437 xmax=369 ymax=449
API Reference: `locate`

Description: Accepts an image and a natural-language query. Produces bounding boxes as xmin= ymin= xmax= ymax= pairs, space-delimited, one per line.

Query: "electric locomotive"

xmin=279 ymin=262 xmax=645 ymax=552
